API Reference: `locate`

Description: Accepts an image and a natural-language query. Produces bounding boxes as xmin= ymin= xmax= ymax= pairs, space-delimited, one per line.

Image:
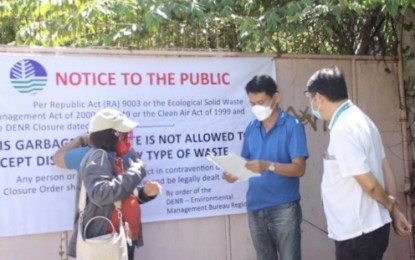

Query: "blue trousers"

xmin=248 ymin=201 xmax=302 ymax=260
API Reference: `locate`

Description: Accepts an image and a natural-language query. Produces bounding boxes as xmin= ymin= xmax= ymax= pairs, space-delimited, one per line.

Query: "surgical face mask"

xmin=115 ymin=131 xmax=132 ymax=156
xmin=310 ymin=98 xmax=322 ymax=120
xmin=116 ymin=139 xmax=131 ymax=156
xmin=251 ymin=98 xmax=274 ymax=121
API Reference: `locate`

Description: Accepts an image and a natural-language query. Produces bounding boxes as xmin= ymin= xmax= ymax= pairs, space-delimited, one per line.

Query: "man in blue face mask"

xmin=304 ymin=67 xmax=412 ymax=260
xmin=223 ymin=75 xmax=309 ymax=260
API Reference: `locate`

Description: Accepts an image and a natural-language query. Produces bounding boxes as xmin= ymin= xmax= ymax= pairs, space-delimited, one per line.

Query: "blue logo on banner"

xmin=10 ymin=59 xmax=48 ymax=95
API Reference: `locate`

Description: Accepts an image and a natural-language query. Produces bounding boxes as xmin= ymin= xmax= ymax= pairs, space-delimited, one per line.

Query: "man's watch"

xmin=387 ymin=195 xmax=396 ymax=213
xmin=268 ymin=163 xmax=276 ymax=172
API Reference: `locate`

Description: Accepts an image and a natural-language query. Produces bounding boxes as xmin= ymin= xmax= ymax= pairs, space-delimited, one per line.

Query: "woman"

xmin=63 ymin=108 xmax=160 ymax=259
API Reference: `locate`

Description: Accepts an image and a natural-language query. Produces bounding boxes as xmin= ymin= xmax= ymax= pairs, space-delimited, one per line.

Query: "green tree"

xmin=0 ymin=0 xmax=414 ymax=56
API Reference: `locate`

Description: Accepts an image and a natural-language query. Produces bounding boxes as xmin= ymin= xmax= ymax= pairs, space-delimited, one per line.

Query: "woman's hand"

xmin=143 ymin=180 xmax=162 ymax=197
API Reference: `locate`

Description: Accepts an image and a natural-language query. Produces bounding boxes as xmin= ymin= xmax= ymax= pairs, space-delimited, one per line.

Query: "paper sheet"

xmin=206 ymin=153 xmax=259 ymax=181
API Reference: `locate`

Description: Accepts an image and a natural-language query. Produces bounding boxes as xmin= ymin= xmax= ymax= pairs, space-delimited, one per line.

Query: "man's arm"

xmin=354 ymin=172 xmax=412 ymax=235
xmin=247 ymin=120 xmax=308 ymax=178
xmin=245 ymin=157 xmax=306 ymax=177
xmin=52 ymin=134 xmax=88 ymax=169
xmin=354 ymin=172 xmax=395 ymax=211
xmin=381 ymin=158 xmax=412 ymax=235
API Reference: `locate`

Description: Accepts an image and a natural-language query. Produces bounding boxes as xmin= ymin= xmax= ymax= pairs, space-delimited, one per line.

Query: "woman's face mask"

xmin=251 ymin=96 xmax=275 ymax=121
xmin=115 ymin=131 xmax=132 ymax=156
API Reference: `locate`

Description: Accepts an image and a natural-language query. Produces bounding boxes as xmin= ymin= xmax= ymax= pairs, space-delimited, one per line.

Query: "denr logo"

xmin=10 ymin=59 xmax=48 ymax=95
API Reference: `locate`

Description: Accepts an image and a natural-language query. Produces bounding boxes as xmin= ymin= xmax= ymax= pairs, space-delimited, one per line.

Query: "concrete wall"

xmin=0 ymin=49 xmax=412 ymax=260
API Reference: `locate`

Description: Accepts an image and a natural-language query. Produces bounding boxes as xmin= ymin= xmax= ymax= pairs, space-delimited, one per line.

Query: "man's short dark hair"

xmin=89 ymin=129 xmax=117 ymax=151
xmin=305 ymin=67 xmax=348 ymax=102
xmin=245 ymin=75 xmax=278 ymax=97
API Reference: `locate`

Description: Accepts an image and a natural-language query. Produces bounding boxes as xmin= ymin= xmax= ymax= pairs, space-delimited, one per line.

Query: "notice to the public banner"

xmin=0 ymin=54 xmax=275 ymax=237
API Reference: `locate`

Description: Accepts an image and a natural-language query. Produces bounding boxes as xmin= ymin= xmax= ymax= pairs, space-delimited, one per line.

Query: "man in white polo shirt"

xmin=304 ymin=67 xmax=411 ymax=260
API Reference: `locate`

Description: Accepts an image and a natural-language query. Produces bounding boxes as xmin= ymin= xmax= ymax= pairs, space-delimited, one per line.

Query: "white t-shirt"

xmin=321 ymin=100 xmax=391 ymax=241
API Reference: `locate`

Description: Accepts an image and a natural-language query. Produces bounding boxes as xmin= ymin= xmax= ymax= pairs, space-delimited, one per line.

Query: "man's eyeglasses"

xmin=304 ymin=91 xmax=314 ymax=99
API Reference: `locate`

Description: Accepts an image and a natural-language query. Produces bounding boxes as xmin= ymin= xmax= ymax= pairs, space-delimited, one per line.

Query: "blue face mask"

xmin=311 ymin=106 xmax=322 ymax=120
xmin=310 ymin=99 xmax=322 ymax=120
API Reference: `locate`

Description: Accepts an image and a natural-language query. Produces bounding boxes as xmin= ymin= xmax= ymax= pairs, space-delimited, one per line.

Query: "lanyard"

xmin=330 ymin=101 xmax=351 ymax=128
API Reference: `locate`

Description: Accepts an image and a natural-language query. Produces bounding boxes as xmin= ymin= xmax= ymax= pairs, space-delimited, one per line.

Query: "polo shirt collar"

xmin=328 ymin=100 xmax=352 ymax=130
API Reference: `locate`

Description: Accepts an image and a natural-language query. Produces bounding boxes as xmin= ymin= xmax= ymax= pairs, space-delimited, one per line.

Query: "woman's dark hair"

xmin=245 ymin=75 xmax=278 ymax=97
xmin=89 ymin=129 xmax=117 ymax=151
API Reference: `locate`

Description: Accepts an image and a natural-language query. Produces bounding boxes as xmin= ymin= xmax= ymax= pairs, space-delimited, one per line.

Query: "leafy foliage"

xmin=0 ymin=0 xmax=414 ymax=55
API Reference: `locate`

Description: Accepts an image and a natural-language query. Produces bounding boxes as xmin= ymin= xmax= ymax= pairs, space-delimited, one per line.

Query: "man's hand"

xmin=390 ymin=206 xmax=412 ymax=236
xmin=245 ymin=160 xmax=268 ymax=173
xmin=223 ymin=172 xmax=238 ymax=183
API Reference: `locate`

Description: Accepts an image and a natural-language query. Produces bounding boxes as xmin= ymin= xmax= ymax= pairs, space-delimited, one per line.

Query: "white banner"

xmin=0 ymin=53 xmax=276 ymax=237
